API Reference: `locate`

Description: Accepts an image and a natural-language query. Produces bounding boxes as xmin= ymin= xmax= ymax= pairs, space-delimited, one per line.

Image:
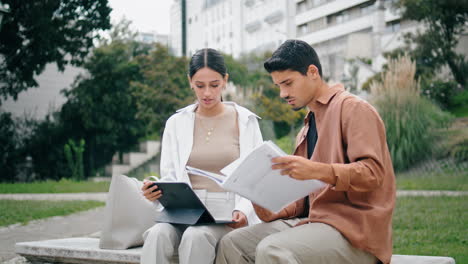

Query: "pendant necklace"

xmin=198 ymin=116 xmax=217 ymax=143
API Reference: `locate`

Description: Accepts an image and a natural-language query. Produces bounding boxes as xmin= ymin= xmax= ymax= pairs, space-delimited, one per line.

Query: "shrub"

xmin=420 ymin=80 xmax=458 ymax=109
xmin=274 ymin=135 xmax=296 ymax=155
xmin=0 ymin=112 xmax=21 ymax=182
xmin=370 ymin=55 xmax=452 ymax=171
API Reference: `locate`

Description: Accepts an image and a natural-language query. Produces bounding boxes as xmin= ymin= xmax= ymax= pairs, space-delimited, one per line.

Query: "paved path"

xmin=397 ymin=190 xmax=468 ymax=197
xmin=0 ymin=193 xmax=107 ymax=202
xmin=1 ymin=190 xmax=467 ymax=202
xmin=0 ymin=207 xmax=105 ymax=262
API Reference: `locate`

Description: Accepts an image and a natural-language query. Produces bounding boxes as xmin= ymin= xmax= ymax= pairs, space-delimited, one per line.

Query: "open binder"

xmin=152 ymin=182 xmax=235 ymax=225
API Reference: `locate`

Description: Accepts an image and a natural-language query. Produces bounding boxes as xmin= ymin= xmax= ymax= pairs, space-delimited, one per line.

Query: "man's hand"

xmin=141 ymin=180 xmax=162 ymax=202
xmin=227 ymin=211 xmax=248 ymax=229
xmin=271 ymin=155 xmax=335 ymax=184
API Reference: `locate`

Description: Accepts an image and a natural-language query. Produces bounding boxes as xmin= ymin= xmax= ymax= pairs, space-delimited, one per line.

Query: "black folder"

xmin=152 ymin=182 xmax=235 ymax=225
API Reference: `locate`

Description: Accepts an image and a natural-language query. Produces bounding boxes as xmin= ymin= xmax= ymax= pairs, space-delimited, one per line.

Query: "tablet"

xmin=150 ymin=182 xmax=235 ymax=225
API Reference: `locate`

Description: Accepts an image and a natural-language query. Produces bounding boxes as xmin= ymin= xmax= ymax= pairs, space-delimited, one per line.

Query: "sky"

xmin=107 ymin=0 xmax=173 ymax=34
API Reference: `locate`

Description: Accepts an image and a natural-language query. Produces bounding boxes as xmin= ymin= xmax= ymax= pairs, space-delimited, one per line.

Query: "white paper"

xmin=186 ymin=166 xmax=225 ymax=184
xmin=187 ymin=141 xmax=326 ymax=213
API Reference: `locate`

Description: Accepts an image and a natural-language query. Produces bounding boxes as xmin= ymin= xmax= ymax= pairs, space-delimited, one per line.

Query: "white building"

xmin=171 ymin=0 xmax=294 ymax=58
xmin=170 ymin=0 xmax=184 ymax=56
xmin=1 ymin=63 xmax=84 ymax=119
xmin=185 ymin=0 xmax=243 ymax=58
xmin=295 ymin=0 xmax=411 ymax=88
xmin=241 ymin=0 xmax=295 ymax=55
xmin=136 ymin=31 xmax=169 ymax=46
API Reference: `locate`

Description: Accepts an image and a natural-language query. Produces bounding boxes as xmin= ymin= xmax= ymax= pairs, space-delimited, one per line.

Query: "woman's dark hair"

xmin=264 ymin=39 xmax=322 ymax=77
xmin=188 ymin=48 xmax=227 ymax=78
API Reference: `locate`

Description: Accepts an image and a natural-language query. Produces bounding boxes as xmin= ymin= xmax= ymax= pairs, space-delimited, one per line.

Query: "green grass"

xmin=393 ymin=196 xmax=467 ymax=263
xmin=0 ymin=178 xmax=110 ymax=193
xmin=449 ymin=105 xmax=468 ymax=118
xmin=397 ymin=169 xmax=468 ymax=191
xmin=396 ymin=158 xmax=468 ymax=191
xmin=0 ymin=200 xmax=104 ymax=226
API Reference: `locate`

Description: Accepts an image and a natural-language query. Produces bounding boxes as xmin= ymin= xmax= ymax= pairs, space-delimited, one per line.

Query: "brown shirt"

xmin=255 ymin=84 xmax=396 ymax=264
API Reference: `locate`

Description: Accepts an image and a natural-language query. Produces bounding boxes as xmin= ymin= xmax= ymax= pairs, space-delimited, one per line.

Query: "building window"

xmin=386 ymin=20 xmax=401 ymax=33
xmin=296 ymin=1 xmax=307 ymax=14
xmin=297 ymin=23 xmax=308 ymax=36
xmin=360 ymin=3 xmax=374 ymax=15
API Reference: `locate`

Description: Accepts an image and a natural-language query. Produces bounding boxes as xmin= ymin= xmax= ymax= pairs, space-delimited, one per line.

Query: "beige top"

xmin=253 ymin=84 xmax=396 ymax=264
xmin=187 ymin=104 xmax=240 ymax=192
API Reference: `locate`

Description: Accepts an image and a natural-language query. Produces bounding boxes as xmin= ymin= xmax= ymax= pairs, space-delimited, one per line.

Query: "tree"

xmin=397 ymin=0 xmax=468 ymax=87
xmin=0 ymin=0 xmax=111 ymax=103
xmin=61 ymin=38 xmax=151 ymax=175
xmin=132 ymin=44 xmax=193 ymax=137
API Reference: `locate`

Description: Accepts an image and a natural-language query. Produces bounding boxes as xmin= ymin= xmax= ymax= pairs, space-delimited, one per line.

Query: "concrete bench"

xmin=15 ymin=237 xmax=456 ymax=264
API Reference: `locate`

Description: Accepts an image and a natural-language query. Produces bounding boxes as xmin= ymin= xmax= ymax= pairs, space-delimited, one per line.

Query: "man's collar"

xmin=316 ymin=83 xmax=344 ymax=105
xmin=305 ymin=83 xmax=344 ymax=122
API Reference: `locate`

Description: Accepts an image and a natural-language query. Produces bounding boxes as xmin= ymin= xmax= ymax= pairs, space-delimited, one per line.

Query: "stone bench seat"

xmin=15 ymin=237 xmax=456 ymax=264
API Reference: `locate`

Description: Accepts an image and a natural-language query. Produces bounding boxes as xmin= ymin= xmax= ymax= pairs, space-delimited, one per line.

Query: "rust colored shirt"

xmin=255 ymin=84 xmax=396 ymax=264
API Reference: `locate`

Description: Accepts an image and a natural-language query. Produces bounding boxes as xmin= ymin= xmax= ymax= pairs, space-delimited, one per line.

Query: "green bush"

xmin=421 ymin=80 xmax=458 ymax=109
xmin=64 ymin=139 xmax=86 ymax=181
xmin=450 ymin=139 xmax=468 ymax=162
xmin=371 ymin=55 xmax=452 ymax=171
xmin=274 ymin=135 xmax=296 ymax=155
xmin=0 ymin=112 xmax=20 ymax=182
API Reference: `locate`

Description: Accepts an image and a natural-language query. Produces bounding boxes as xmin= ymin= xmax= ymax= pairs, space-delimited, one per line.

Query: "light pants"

xmin=216 ymin=219 xmax=378 ymax=264
xmin=141 ymin=223 xmax=232 ymax=264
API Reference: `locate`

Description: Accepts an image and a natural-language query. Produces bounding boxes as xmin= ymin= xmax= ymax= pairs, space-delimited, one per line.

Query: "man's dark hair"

xmin=264 ymin=39 xmax=322 ymax=77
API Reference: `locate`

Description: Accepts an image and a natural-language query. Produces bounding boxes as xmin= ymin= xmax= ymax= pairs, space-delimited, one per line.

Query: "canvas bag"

xmin=99 ymin=174 xmax=159 ymax=249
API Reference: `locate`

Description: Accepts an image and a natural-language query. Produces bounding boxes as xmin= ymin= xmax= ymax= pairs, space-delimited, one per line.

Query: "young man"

xmin=216 ymin=40 xmax=395 ymax=264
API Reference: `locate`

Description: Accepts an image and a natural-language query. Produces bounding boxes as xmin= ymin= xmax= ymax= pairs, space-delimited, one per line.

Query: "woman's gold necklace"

xmin=197 ymin=115 xmax=218 ymax=143
xmin=196 ymin=105 xmax=224 ymax=143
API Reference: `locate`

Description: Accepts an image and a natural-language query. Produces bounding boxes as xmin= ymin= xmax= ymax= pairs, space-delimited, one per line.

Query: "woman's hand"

xmin=227 ymin=211 xmax=248 ymax=229
xmin=141 ymin=180 xmax=162 ymax=202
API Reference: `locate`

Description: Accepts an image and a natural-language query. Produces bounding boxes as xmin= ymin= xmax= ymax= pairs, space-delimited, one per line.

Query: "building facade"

xmin=295 ymin=0 xmax=409 ymax=86
xmin=170 ymin=0 xmax=294 ymax=58
xmin=170 ymin=0 xmax=184 ymax=56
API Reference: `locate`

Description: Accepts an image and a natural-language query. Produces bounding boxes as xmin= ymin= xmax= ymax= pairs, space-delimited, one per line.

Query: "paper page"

xmin=221 ymin=141 xmax=326 ymax=212
xmin=186 ymin=166 xmax=226 ymax=185
xmin=204 ymin=192 xmax=235 ymax=221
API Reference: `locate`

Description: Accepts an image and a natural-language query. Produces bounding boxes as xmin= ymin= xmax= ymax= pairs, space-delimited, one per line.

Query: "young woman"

xmin=140 ymin=48 xmax=263 ymax=264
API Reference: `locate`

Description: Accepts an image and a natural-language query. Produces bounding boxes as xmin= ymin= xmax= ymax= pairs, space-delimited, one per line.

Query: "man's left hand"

xmin=227 ymin=211 xmax=248 ymax=229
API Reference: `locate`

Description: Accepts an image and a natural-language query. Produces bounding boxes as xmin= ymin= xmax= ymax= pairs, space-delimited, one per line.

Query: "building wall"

xmin=2 ymin=63 xmax=84 ymax=119
xmin=241 ymin=0 xmax=291 ymax=55
xmin=181 ymin=0 xmax=293 ymax=58
xmin=296 ymin=0 xmax=405 ymax=83
xmin=170 ymin=0 xmax=183 ymax=56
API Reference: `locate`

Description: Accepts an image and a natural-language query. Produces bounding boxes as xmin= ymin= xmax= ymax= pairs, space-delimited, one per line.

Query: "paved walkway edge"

xmin=0 ymin=193 xmax=107 ymax=202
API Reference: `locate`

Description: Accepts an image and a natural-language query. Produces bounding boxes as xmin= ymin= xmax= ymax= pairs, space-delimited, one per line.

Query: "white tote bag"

xmin=99 ymin=174 xmax=159 ymax=249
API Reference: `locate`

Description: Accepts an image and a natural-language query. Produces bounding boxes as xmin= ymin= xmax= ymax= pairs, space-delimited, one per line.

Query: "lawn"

xmin=0 ymin=200 xmax=104 ymax=227
xmin=397 ymin=169 xmax=468 ymax=191
xmin=393 ymin=196 xmax=467 ymax=263
xmin=0 ymin=178 xmax=110 ymax=193
xmin=396 ymin=156 xmax=468 ymax=191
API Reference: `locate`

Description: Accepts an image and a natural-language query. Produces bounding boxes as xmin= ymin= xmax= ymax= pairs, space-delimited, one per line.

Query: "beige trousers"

xmin=216 ymin=219 xmax=377 ymax=264
xmin=141 ymin=223 xmax=232 ymax=264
